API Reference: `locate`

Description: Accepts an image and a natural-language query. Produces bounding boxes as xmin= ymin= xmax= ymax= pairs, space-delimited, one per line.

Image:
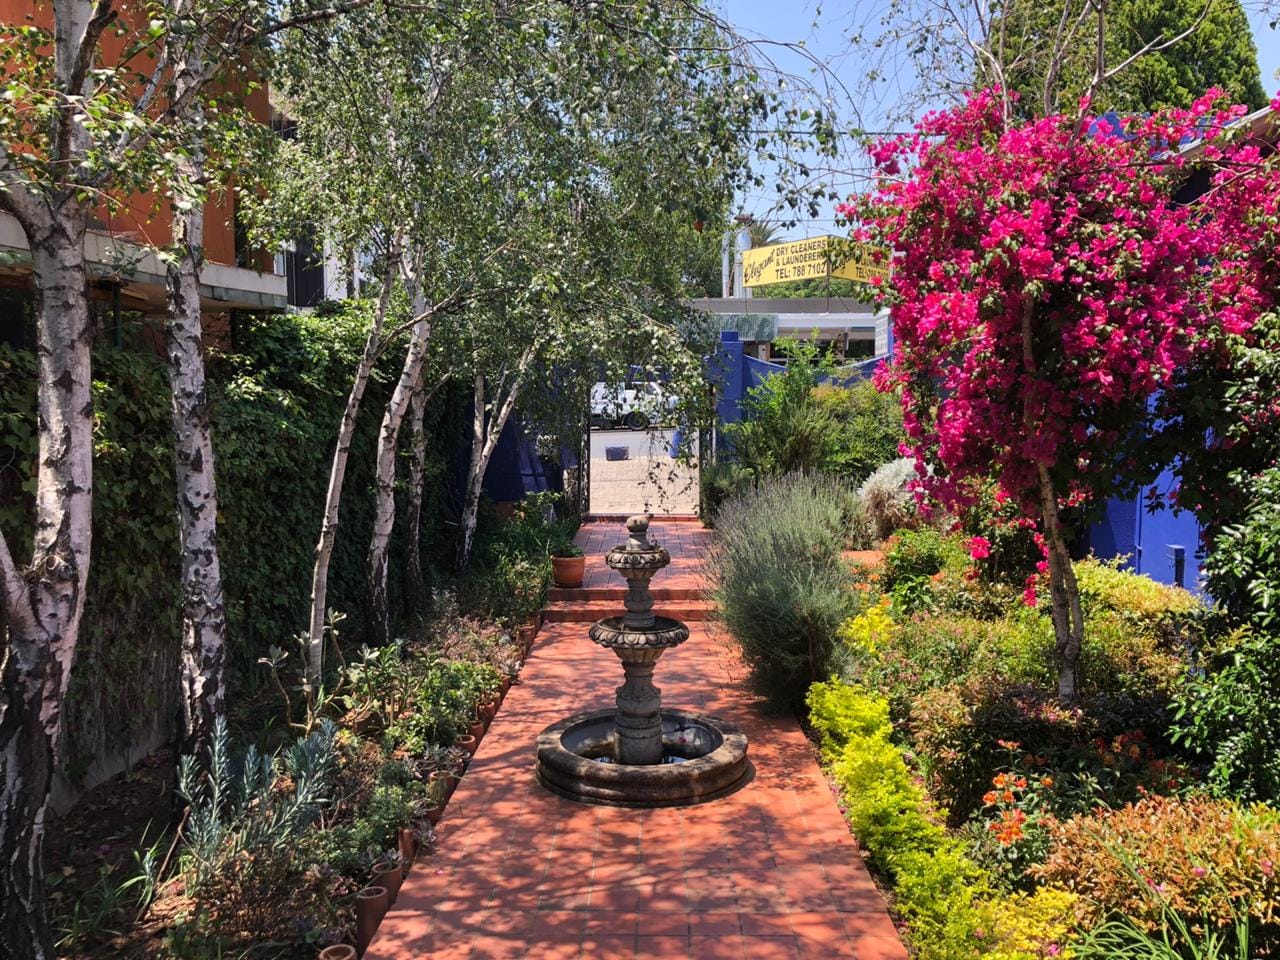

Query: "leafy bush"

xmin=808 ymin=681 xmax=1075 ymax=960
xmin=909 ymin=679 xmax=1178 ymax=822
xmin=707 ymin=473 xmax=860 ymax=710
xmin=811 ymin=379 xmax=905 ymax=483
xmin=699 ymin=459 xmax=754 ymax=521
xmin=1172 ymin=629 xmax=1280 ymax=803
xmin=1033 ymin=794 xmax=1280 ymax=951
xmin=722 ymin=338 xmax=904 ymax=484
xmin=882 ymin=530 xmax=970 ymax=613
xmin=1204 ymin=466 xmax=1280 ymax=630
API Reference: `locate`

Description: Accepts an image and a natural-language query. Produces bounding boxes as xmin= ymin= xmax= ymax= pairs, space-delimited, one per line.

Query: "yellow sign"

xmin=741 ymin=235 xmax=890 ymax=288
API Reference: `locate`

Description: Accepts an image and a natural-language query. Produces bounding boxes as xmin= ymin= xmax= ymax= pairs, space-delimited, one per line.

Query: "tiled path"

xmin=367 ymin=520 xmax=905 ymax=960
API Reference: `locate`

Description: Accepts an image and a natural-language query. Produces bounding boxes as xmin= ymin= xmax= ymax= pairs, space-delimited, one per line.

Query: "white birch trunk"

xmin=164 ymin=36 xmax=228 ymax=757
xmin=305 ymin=247 xmax=400 ymax=688
xmin=403 ymin=381 xmax=430 ymax=613
xmin=0 ymin=210 xmax=95 ymax=960
xmin=364 ymin=278 xmax=431 ymax=647
xmin=457 ymin=347 xmax=536 ymax=568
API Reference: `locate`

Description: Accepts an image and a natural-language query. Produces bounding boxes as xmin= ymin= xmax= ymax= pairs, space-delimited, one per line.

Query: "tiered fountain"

xmin=535 ymin=515 xmax=750 ymax=807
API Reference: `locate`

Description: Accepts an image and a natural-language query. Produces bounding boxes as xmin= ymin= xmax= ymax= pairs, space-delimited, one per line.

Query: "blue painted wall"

xmin=1089 ymin=468 xmax=1203 ymax=590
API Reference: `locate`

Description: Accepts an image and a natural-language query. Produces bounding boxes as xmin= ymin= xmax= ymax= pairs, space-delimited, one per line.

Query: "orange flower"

xmin=983 ymin=791 xmax=999 ymax=805
xmin=1002 ymin=790 xmax=1015 ymax=804
xmin=993 ymin=773 xmax=1010 ymax=788
xmin=1041 ymin=776 xmax=1054 ymax=788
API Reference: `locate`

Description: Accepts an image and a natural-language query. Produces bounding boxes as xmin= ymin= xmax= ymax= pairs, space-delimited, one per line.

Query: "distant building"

xmin=0 ymin=2 xmax=290 ymax=351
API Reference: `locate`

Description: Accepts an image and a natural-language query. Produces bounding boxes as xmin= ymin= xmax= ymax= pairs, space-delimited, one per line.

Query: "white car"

xmin=590 ymin=381 xmax=675 ymax=430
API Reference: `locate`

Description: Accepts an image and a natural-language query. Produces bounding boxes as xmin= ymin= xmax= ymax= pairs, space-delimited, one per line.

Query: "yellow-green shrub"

xmin=808 ymin=680 xmax=1070 ymax=960
xmin=1074 ymin=556 xmax=1202 ymax=621
xmin=838 ymin=597 xmax=897 ymax=656
xmin=973 ymin=887 xmax=1078 ymax=960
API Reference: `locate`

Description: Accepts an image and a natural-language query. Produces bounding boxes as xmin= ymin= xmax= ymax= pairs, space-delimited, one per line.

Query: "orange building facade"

xmin=0 ymin=1 xmax=288 ymax=347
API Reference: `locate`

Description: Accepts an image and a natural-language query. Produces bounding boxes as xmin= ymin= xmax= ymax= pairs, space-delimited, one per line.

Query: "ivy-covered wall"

xmin=0 ymin=305 xmax=462 ymax=801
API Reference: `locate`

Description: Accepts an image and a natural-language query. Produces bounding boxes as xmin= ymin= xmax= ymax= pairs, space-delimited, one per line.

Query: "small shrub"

xmin=807 ymin=682 xmax=988 ymax=958
xmin=971 ymin=887 xmax=1078 ymax=960
xmin=909 ymin=680 xmax=1178 ymax=822
xmin=883 ymin=529 xmax=969 ymax=613
xmin=1033 ymin=795 xmax=1280 ymax=950
xmin=808 ymin=681 xmax=1082 ymax=960
xmin=707 ymin=473 xmax=860 ymax=710
xmin=858 ymin=457 xmax=920 ymax=542
xmin=1075 ymin=557 xmax=1201 ymax=621
xmin=699 ymin=460 xmax=754 ymax=521
xmin=1171 ymin=629 xmax=1280 ymax=803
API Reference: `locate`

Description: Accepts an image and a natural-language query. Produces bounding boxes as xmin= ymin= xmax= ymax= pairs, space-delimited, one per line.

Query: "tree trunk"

xmin=0 ymin=211 xmax=95 ymax=960
xmin=365 ymin=281 xmax=431 ymax=647
xmin=305 ymin=247 xmax=400 ymax=689
xmin=458 ymin=371 xmax=489 ymax=569
xmin=1038 ymin=466 xmax=1085 ymax=705
xmin=403 ymin=382 xmax=430 ymax=614
xmin=457 ymin=348 xmax=536 ymax=569
xmin=164 ymin=67 xmax=228 ymax=755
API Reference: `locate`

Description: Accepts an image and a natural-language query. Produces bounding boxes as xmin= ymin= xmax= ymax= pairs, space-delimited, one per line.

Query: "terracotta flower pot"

xmin=500 ymin=676 xmax=512 ymax=698
xmin=355 ymin=885 xmax=388 ymax=956
xmin=319 ymin=945 xmax=357 ymax=960
xmin=398 ymin=827 xmax=417 ymax=872
xmin=551 ymin=554 xmax=585 ymax=588
xmin=468 ymin=720 xmax=485 ymax=742
xmin=373 ymin=859 xmax=402 ymax=907
xmin=455 ymin=733 xmax=477 ymax=755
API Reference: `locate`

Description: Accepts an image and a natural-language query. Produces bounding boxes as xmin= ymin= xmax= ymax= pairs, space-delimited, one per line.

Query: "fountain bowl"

xmin=535 ymin=708 xmax=751 ymax=808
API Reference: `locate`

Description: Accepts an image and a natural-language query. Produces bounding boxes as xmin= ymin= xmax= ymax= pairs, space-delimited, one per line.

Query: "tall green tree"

xmin=994 ymin=0 xmax=1268 ymax=115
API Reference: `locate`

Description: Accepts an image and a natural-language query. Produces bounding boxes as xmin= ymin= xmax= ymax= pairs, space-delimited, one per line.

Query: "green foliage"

xmin=384 ymin=659 xmax=500 ymax=755
xmin=707 ymin=473 xmax=860 ymax=710
xmin=807 ymin=681 xmax=1076 ymax=960
xmin=1172 ymin=629 xmax=1280 ymax=803
xmin=723 ymin=337 xmax=904 ymax=484
xmin=177 ymin=717 xmax=338 ymax=894
xmin=1203 ymin=466 xmax=1280 ymax=631
xmin=0 ymin=307 xmax=468 ymax=766
xmin=466 ymin=492 xmax=571 ymax=622
xmin=1075 ymin=912 xmax=1254 ymax=960
xmin=754 ymin=276 xmax=865 ymax=299
xmin=699 ymin=460 xmax=755 ymax=522
xmin=882 ymin=529 xmax=969 ymax=613
xmin=997 ymin=0 xmax=1267 ymax=115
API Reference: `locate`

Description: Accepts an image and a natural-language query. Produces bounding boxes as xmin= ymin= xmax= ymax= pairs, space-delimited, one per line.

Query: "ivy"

xmin=0 ymin=304 xmax=463 ymax=777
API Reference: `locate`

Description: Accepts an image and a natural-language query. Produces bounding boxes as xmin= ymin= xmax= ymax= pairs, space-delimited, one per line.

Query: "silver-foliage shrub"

xmin=178 ymin=716 xmax=338 ymax=892
xmin=706 ymin=472 xmax=860 ymax=710
xmin=857 ymin=457 xmax=920 ymax=543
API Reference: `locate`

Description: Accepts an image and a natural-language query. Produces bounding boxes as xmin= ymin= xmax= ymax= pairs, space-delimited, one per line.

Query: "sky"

xmin=718 ymin=0 xmax=1280 ymax=240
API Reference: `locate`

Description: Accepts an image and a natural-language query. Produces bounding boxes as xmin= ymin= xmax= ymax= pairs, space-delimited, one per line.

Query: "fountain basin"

xmin=536 ymin=708 xmax=751 ymax=807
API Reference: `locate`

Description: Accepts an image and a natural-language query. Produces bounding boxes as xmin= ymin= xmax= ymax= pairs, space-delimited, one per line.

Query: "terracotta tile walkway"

xmin=366 ymin=521 xmax=905 ymax=960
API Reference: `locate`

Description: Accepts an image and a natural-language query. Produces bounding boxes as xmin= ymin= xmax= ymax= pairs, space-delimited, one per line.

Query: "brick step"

xmin=548 ymin=586 xmax=704 ymax=603
xmin=541 ymin=599 xmax=716 ymax=623
xmin=584 ymin=514 xmax=702 ymax=523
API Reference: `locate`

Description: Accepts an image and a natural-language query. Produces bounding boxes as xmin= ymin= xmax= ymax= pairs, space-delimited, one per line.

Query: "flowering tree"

xmin=845 ymin=89 xmax=1244 ymax=704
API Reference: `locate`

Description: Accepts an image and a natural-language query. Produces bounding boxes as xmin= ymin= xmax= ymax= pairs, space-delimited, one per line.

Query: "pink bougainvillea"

xmin=842 ymin=88 xmax=1257 ymax=702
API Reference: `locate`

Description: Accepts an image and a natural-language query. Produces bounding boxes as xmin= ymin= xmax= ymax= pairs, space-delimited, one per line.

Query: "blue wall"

xmin=1089 ymin=469 xmax=1203 ymax=590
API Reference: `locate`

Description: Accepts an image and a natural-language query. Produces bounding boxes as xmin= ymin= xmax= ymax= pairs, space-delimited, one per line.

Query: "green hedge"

xmin=0 ymin=306 xmax=462 ymax=782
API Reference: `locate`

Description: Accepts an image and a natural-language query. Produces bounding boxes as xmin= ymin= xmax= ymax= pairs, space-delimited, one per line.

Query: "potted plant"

xmin=550 ymin=534 xmax=585 ymax=588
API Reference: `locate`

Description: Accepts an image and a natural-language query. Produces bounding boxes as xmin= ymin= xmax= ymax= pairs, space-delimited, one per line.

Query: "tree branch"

xmin=0 ymin=527 xmax=36 ymax=638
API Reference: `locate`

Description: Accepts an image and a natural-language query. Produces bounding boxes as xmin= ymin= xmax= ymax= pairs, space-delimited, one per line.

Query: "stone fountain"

xmin=535 ymin=515 xmax=750 ymax=807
